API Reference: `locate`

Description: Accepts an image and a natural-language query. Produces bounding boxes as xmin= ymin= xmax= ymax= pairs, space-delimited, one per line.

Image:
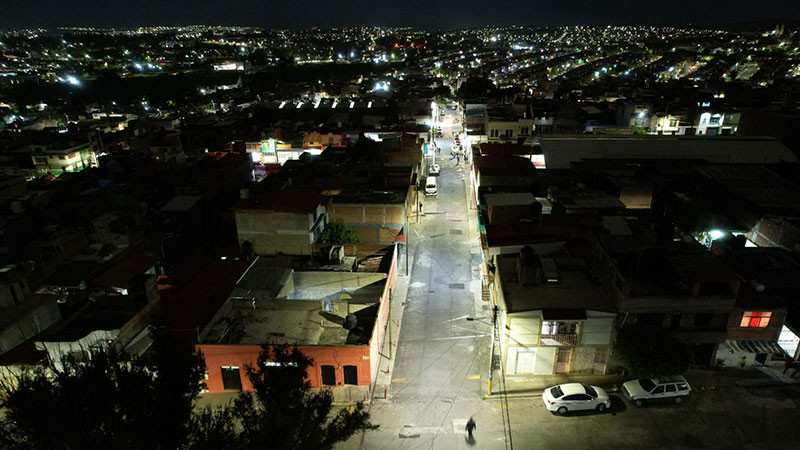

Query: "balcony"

xmin=540 ymin=333 xmax=579 ymax=346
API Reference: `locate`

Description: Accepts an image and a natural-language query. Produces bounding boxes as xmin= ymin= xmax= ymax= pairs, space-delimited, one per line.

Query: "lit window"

xmin=740 ymin=311 xmax=771 ymax=328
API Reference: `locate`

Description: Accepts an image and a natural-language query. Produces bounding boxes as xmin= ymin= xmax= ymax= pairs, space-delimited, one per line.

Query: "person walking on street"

xmin=465 ymin=416 xmax=476 ymax=441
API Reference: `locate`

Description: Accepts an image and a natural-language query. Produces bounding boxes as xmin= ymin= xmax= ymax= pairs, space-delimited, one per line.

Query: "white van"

xmin=425 ymin=176 xmax=438 ymax=195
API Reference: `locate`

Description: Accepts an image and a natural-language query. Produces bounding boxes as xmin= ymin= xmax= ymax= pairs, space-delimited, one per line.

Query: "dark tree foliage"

xmin=456 ymin=76 xmax=499 ymax=99
xmin=0 ymin=338 xmax=367 ymax=450
xmin=615 ymin=329 xmax=694 ymax=379
xmin=231 ymin=345 xmax=371 ymax=450
xmin=0 ymin=330 xmax=206 ymax=450
xmin=319 ymin=222 xmax=361 ymax=245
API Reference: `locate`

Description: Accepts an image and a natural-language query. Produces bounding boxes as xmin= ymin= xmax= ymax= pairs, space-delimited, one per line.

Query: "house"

xmin=493 ymin=248 xmax=617 ymax=375
xmin=586 ymin=217 xmax=742 ymax=364
xmin=197 ymin=249 xmax=397 ymax=400
xmin=714 ymin=245 xmax=793 ymax=366
xmin=234 ymin=189 xmax=329 ymax=256
xmin=34 ymin=279 xmax=159 ymax=370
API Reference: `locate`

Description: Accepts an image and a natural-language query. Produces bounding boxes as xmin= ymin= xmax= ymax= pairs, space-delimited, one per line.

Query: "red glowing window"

xmin=740 ymin=311 xmax=771 ymax=328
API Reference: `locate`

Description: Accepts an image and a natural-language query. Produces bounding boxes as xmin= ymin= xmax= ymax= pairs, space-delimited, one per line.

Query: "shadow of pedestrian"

xmin=465 ymin=435 xmax=477 ymax=446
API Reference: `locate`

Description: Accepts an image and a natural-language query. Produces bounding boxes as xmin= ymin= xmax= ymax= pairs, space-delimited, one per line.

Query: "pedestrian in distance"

xmin=465 ymin=416 xmax=476 ymax=442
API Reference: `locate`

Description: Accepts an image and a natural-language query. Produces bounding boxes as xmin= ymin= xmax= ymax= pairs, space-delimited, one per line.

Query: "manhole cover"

xmin=449 ymin=229 xmax=463 ymax=235
xmin=449 ymin=283 xmax=465 ymax=289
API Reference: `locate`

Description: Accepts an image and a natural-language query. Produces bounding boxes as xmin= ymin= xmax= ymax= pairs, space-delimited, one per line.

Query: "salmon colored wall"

xmin=198 ymin=344 xmax=371 ymax=392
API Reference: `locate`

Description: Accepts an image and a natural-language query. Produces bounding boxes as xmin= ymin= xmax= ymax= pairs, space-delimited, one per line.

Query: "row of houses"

xmin=464 ymin=137 xmax=800 ymax=378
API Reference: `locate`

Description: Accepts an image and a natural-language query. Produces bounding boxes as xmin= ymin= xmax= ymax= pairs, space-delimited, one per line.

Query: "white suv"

xmin=622 ymin=376 xmax=691 ymax=406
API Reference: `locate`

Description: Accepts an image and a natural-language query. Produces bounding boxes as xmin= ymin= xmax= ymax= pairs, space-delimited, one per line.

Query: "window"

xmin=505 ymin=129 xmax=513 ymax=138
xmin=677 ymin=383 xmax=689 ymax=391
xmin=521 ymin=127 xmax=527 ymax=135
xmin=343 ymin=365 xmax=358 ymax=385
xmin=669 ymin=119 xmax=678 ymax=127
xmin=666 ymin=384 xmax=677 ymax=393
xmin=541 ymin=321 xmax=577 ymax=335
xmin=653 ymin=385 xmax=665 ymax=394
xmin=563 ymin=394 xmax=581 ymax=401
xmin=220 ymin=366 xmax=242 ymax=391
xmin=490 ymin=129 xmax=499 ymax=138
xmin=741 ymin=311 xmax=771 ymax=328
xmin=321 ymin=365 xmax=336 ymax=386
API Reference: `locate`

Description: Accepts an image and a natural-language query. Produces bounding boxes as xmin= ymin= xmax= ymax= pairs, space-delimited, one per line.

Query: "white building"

xmin=492 ymin=250 xmax=616 ymax=376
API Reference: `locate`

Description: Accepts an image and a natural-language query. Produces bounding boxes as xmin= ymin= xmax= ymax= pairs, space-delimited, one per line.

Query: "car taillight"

xmin=546 ymin=399 xmax=554 ymax=405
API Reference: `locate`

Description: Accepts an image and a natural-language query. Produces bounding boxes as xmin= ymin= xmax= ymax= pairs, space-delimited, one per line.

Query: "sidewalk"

xmin=483 ymin=372 xmax=627 ymax=399
xmin=367 ymin=217 xmax=417 ymax=404
xmin=685 ymin=366 xmax=800 ymax=391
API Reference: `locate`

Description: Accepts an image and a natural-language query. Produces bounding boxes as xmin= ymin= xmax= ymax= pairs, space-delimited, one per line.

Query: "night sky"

xmin=2 ymin=0 xmax=800 ymax=30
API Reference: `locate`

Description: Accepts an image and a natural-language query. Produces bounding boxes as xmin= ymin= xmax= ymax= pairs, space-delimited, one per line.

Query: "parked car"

xmin=622 ymin=376 xmax=691 ymax=406
xmin=425 ymin=176 xmax=438 ymax=195
xmin=542 ymin=383 xmax=610 ymax=415
xmin=429 ymin=164 xmax=440 ymax=176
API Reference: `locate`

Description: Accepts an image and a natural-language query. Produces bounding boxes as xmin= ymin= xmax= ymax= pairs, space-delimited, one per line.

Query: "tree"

xmin=231 ymin=345 xmax=371 ymax=450
xmin=456 ymin=76 xmax=498 ymax=100
xmin=614 ymin=329 xmax=693 ymax=379
xmin=0 ymin=329 xmax=206 ymax=450
xmin=319 ymin=222 xmax=361 ymax=244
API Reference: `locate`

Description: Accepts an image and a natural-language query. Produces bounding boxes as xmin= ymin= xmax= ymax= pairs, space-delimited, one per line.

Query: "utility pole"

xmin=405 ymin=213 xmax=409 ymax=276
xmin=389 ymin=289 xmax=394 ymax=359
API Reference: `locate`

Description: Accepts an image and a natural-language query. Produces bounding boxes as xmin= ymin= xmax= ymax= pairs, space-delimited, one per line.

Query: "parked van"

xmin=425 ymin=176 xmax=438 ymax=195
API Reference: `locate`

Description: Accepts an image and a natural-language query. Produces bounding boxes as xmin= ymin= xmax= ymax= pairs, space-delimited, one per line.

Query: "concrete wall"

xmin=0 ymin=298 xmax=62 ymax=355
xmin=368 ymin=245 xmax=398 ymax=382
xmin=235 ymin=209 xmax=319 ymax=255
xmin=747 ymin=217 xmax=800 ymax=253
xmin=198 ymin=343 xmax=371 ymax=392
xmin=35 ymin=329 xmax=118 ymax=370
xmin=329 ymin=203 xmax=407 ymax=244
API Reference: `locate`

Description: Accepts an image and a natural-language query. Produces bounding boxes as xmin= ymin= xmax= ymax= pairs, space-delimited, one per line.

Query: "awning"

xmin=724 ymin=340 xmax=786 ymax=355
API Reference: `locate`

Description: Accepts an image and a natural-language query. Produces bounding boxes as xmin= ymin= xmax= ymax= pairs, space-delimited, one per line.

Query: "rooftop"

xmin=199 ymin=256 xmax=388 ymax=346
xmin=496 ymin=254 xmax=614 ymax=314
xmin=234 ymin=188 xmax=326 ymax=214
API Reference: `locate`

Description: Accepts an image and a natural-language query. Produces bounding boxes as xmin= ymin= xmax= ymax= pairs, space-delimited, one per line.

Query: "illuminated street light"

xmin=709 ymin=230 xmax=725 ymax=240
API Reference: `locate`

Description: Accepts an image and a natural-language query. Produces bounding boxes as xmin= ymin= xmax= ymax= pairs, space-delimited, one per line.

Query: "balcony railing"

xmin=540 ymin=333 xmax=579 ymax=346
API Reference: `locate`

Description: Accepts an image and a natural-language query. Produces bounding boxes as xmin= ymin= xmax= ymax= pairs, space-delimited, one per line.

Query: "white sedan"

xmin=542 ymin=383 xmax=610 ymax=415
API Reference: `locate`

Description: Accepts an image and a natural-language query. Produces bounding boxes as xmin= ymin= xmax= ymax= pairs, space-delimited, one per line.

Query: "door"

xmin=343 ymin=365 xmax=358 ymax=385
xmin=592 ymin=348 xmax=609 ymax=374
xmin=556 ymin=348 xmax=572 ymax=374
xmin=220 ymin=366 xmax=242 ymax=391
xmin=321 ymin=365 xmax=336 ymax=386
xmin=515 ymin=348 xmax=537 ymax=374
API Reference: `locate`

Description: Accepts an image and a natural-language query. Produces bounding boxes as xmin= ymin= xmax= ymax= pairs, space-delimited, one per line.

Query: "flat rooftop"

xmin=200 ymin=298 xmax=378 ymax=346
xmin=496 ymin=255 xmax=614 ymax=314
xmin=199 ymin=256 xmax=388 ymax=346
